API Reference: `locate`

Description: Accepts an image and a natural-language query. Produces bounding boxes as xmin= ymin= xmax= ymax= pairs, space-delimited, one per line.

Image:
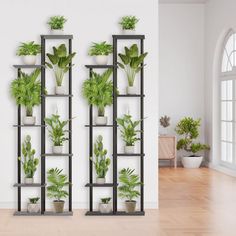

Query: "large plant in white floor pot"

xmin=175 ymin=117 xmax=210 ymax=169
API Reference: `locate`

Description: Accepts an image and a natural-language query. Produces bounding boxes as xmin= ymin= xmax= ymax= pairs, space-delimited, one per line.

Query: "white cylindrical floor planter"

xmin=96 ymin=177 xmax=105 ymax=184
xmin=23 ymin=116 xmax=36 ymax=125
xmin=126 ymin=86 xmax=137 ymax=95
xmin=55 ymin=85 xmax=65 ymax=95
xmin=22 ymin=56 xmax=36 ymax=65
xmin=124 ymin=145 xmax=135 ymax=154
xmin=94 ymin=55 xmax=108 ymax=65
xmin=99 ymin=203 xmax=112 ymax=213
xmin=95 ymin=116 xmax=108 ymax=125
xmin=181 ymin=156 xmax=203 ymax=168
xmin=52 ymin=146 xmax=63 ymax=154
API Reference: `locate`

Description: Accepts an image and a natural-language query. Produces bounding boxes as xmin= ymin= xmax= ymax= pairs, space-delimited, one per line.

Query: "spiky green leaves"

xmin=88 ymin=41 xmax=113 ymax=56
xmin=17 ymin=41 xmax=41 ymax=56
xmin=119 ymin=16 xmax=139 ymax=30
xmin=47 ymin=16 xmax=67 ymax=30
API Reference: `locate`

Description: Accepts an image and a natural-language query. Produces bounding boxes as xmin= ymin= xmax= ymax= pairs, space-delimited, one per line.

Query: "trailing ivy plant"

xmin=17 ymin=41 xmax=41 ymax=56
xmin=48 ymin=16 xmax=67 ymax=30
xmin=175 ymin=117 xmax=210 ymax=156
xmin=119 ymin=16 xmax=139 ymax=30
xmin=88 ymin=41 xmax=113 ymax=56
xmin=10 ymin=69 xmax=41 ymax=116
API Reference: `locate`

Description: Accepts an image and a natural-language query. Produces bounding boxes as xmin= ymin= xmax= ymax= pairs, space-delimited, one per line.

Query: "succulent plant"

xmin=160 ymin=115 xmax=170 ymax=128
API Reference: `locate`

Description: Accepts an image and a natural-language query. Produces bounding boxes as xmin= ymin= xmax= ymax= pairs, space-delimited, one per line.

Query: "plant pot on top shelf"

xmin=47 ymin=16 xmax=67 ymax=35
xmin=96 ymin=177 xmax=106 ymax=184
xmin=27 ymin=197 xmax=40 ymax=213
xmin=95 ymin=111 xmax=108 ymax=126
xmin=95 ymin=55 xmax=109 ymax=65
xmin=119 ymin=16 xmax=139 ymax=35
xmin=99 ymin=198 xmax=112 ymax=213
xmin=52 ymin=145 xmax=63 ymax=154
xmin=124 ymin=145 xmax=135 ymax=154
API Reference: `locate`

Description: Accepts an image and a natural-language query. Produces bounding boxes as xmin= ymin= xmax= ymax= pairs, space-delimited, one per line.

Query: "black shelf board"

xmin=13 ymin=124 xmax=46 ymax=128
xmin=85 ymin=211 xmax=114 ymax=216
xmin=13 ymin=183 xmax=46 ymax=187
xmin=13 ymin=65 xmax=44 ymax=69
xmin=85 ymin=183 xmax=117 ymax=187
xmin=41 ymin=94 xmax=73 ymax=98
xmin=41 ymin=35 xmax=73 ymax=40
xmin=44 ymin=211 xmax=73 ymax=216
xmin=14 ymin=211 xmax=42 ymax=216
xmin=112 ymin=35 xmax=145 ymax=40
xmin=115 ymin=153 xmax=145 ymax=157
xmin=85 ymin=124 xmax=115 ymax=128
xmin=116 ymin=94 xmax=145 ymax=98
xmin=41 ymin=153 xmax=73 ymax=157
xmin=85 ymin=65 xmax=117 ymax=69
xmin=116 ymin=211 xmax=145 ymax=216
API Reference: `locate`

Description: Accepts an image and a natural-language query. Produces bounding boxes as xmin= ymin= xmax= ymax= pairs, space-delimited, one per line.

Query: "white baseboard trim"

xmin=208 ymin=163 xmax=236 ymax=177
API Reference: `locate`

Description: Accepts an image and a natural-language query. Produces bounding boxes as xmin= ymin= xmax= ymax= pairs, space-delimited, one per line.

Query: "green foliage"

xmin=48 ymin=16 xmax=67 ymax=30
xmin=46 ymin=44 xmax=76 ymax=86
xmin=88 ymin=41 xmax=113 ymax=56
xmin=44 ymin=114 xmax=68 ymax=146
xmin=118 ymin=44 xmax=147 ymax=86
xmin=29 ymin=197 xmax=40 ymax=204
xmin=47 ymin=168 xmax=69 ymax=201
xmin=175 ymin=117 xmax=210 ymax=155
xmin=101 ymin=197 xmax=111 ymax=204
xmin=91 ymin=135 xmax=111 ymax=178
xmin=82 ymin=69 xmax=113 ymax=116
xmin=116 ymin=114 xmax=141 ymax=146
xmin=118 ymin=168 xmax=142 ymax=201
xmin=17 ymin=41 xmax=41 ymax=56
xmin=19 ymin=135 xmax=39 ymax=178
xmin=10 ymin=69 xmax=41 ymax=116
xmin=119 ymin=16 xmax=139 ymax=30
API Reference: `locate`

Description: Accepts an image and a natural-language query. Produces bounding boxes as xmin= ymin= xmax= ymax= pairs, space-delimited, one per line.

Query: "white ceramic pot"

xmin=52 ymin=146 xmax=63 ymax=154
xmin=123 ymin=29 xmax=136 ymax=35
xmin=25 ymin=177 xmax=34 ymax=184
xmin=96 ymin=177 xmax=105 ymax=184
xmin=124 ymin=145 xmax=135 ymax=154
xmin=181 ymin=156 xmax=203 ymax=169
xmin=126 ymin=86 xmax=137 ymax=95
xmin=51 ymin=29 xmax=64 ymax=35
xmin=99 ymin=203 xmax=112 ymax=214
xmin=95 ymin=116 xmax=108 ymax=125
xmin=22 ymin=55 xmax=36 ymax=65
xmin=23 ymin=116 xmax=36 ymax=125
xmin=55 ymin=85 xmax=65 ymax=95
xmin=94 ymin=55 xmax=109 ymax=65
xmin=27 ymin=203 xmax=40 ymax=213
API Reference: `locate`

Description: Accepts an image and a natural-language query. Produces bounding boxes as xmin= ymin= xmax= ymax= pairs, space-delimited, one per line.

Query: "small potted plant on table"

xmin=118 ymin=168 xmax=142 ymax=213
xmin=11 ymin=69 xmax=41 ymax=125
xmin=17 ymin=41 xmax=41 ymax=65
xmin=91 ymin=135 xmax=111 ymax=184
xmin=27 ymin=197 xmax=40 ymax=213
xmin=47 ymin=16 xmax=67 ymax=34
xmin=19 ymin=135 xmax=39 ymax=184
xmin=47 ymin=168 xmax=69 ymax=213
xmin=99 ymin=197 xmax=112 ymax=213
xmin=119 ymin=16 xmax=139 ymax=34
xmin=82 ymin=69 xmax=113 ymax=125
xmin=175 ymin=117 xmax=210 ymax=168
xmin=88 ymin=41 xmax=113 ymax=65
xmin=44 ymin=113 xmax=69 ymax=154
xmin=159 ymin=115 xmax=171 ymax=135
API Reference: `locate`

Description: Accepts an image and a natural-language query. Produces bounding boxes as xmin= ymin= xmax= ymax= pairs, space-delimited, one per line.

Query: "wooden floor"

xmin=1 ymin=168 xmax=236 ymax=236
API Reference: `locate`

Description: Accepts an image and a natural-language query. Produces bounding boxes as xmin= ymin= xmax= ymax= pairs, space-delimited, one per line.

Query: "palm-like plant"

xmin=17 ymin=41 xmax=41 ymax=56
xmin=88 ymin=41 xmax=113 ymax=56
xmin=119 ymin=16 xmax=139 ymax=30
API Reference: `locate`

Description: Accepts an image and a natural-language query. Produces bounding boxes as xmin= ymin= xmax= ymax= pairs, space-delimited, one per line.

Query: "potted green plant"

xmin=99 ymin=197 xmax=112 ymax=213
xmin=82 ymin=69 xmax=113 ymax=125
xmin=27 ymin=197 xmax=40 ymax=213
xmin=19 ymin=135 xmax=39 ymax=184
xmin=118 ymin=44 xmax=147 ymax=94
xmin=47 ymin=168 xmax=69 ymax=213
xmin=91 ymin=135 xmax=111 ymax=184
xmin=118 ymin=168 xmax=142 ymax=213
xmin=11 ymin=69 xmax=41 ymax=125
xmin=47 ymin=16 xmax=67 ymax=34
xmin=88 ymin=41 xmax=113 ymax=65
xmin=159 ymin=115 xmax=171 ymax=135
xmin=44 ymin=113 xmax=69 ymax=154
xmin=46 ymin=44 xmax=76 ymax=95
xmin=119 ymin=16 xmax=139 ymax=34
xmin=17 ymin=41 xmax=41 ymax=65
xmin=117 ymin=114 xmax=141 ymax=154
xmin=175 ymin=117 xmax=210 ymax=168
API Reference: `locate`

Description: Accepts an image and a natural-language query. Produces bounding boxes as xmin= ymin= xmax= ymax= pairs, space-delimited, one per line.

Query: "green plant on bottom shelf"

xmin=101 ymin=197 xmax=111 ymax=204
xmin=119 ymin=16 xmax=139 ymax=30
xmin=88 ymin=41 xmax=113 ymax=56
xmin=19 ymin=135 xmax=39 ymax=178
xmin=17 ymin=41 xmax=41 ymax=56
xmin=91 ymin=135 xmax=111 ymax=178
xmin=29 ymin=197 xmax=40 ymax=204
xmin=48 ymin=16 xmax=67 ymax=30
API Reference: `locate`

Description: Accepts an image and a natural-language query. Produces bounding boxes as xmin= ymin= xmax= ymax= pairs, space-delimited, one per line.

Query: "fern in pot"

xmin=119 ymin=15 xmax=139 ymax=35
xmin=117 ymin=114 xmax=141 ymax=154
xmin=91 ymin=135 xmax=111 ymax=184
xmin=82 ymin=69 xmax=113 ymax=125
xmin=44 ymin=113 xmax=69 ymax=154
xmin=175 ymin=117 xmax=210 ymax=168
xmin=46 ymin=44 xmax=76 ymax=95
xmin=17 ymin=41 xmax=41 ymax=65
xmin=47 ymin=16 xmax=67 ymax=34
xmin=11 ymin=69 xmax=41 ymax=125
xmin=99 ymin=197 xmax=112 ymax=214
xmin=118 ymin=44 xmax=147 ymax=94
xmin=27 ymin=197 xmax=40 ymax=213
xmin=19 ymin=135 xmax=39 ymax=184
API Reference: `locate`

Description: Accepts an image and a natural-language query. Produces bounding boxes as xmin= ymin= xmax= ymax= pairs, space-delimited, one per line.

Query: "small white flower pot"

xmin=55 ymin=85 xmax=65 ymax=95
xmin=23 ymin=116 xmax=36 ymax=125
xmin=51 ymin=29 xmax=64 ymax=35
xmin=94 ymin=55 xmax=109 ymax=65
xmin=25 ymin=177 xmax=34 ymax=184
xmin=27 ymin=203 xmax=40 ymax=213
xmin=181 ymin=156 xmax=203 ymax=169
xmin=22 ymin=55 xmax=37 ymax=65
xmin=122 ymin=29 xmax=136 ymax=35
xmin=124 ymin=145 xmax=135 ymax=154
xmin=96 ymin=177 xmax=106 ymax=184
xmin=99 ymin=203 xmax=112 ymax=214
xmin=126 ymin=86 xmax=137 ymax=95
xmin=95 ymin=116 xmax=108 ymax=125
xmin=52 ymin=146 xmax=63 ymax=154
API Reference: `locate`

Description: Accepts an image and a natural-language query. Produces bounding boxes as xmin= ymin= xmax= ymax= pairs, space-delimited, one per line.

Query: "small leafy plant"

xmin=11 ymin=69 xmax=41 ymax=116
xmin=46 ymin=44 xmax=76 ymax=86
xmin=118 ymin=168 xmax=142 ymax=201
xmin=101 ymin=197 xmax=111 ymax=204
xmin=91 ymin=135 xmax=111 ymax=178
xmin=47 ymin=168 xmax=69 ymax=201
xmin=118 ymin=44 xmax=147 ymax=87
xmin=117 ymin=114 xmax=141 ymax=146
xmin=29 ymin=197 xmax=40 ymax=204
xmin=17 ymin=41 xmax=41 ymax=56
xmin=45 ymin=114 xmax=69 ymax=146
xmin=48 ymin=16 xmax=67 ymax=30
xmin=82 ymin=69 xmax=113 ymax=116
xmin=119 ymin=16 xmax=139 ymax=30
xmin=175 ymin=117 xmax=210 ymax=156
xmin=89 ymin=41 xmax=113 ymax=56
xmin=19 ymin=135 xmax=39 ymax=178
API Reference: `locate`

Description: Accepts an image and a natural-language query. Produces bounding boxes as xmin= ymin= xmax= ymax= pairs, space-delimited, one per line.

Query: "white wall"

xmin=0 ymin=0 xmax=158 ymax=209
